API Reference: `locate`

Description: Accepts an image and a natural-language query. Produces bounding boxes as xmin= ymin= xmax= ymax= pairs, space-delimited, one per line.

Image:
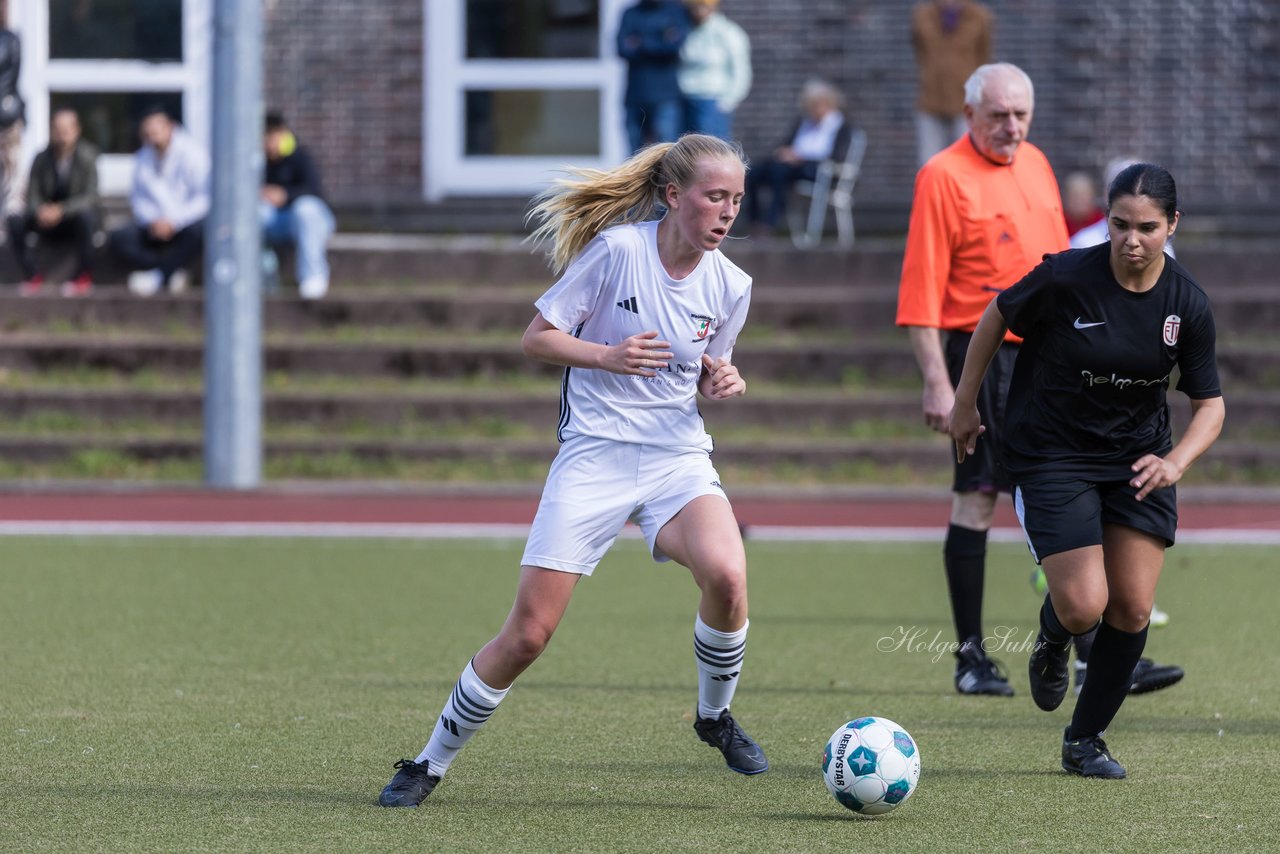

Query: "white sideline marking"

xmin=0 ymin=521 xmax=1277 ymax=545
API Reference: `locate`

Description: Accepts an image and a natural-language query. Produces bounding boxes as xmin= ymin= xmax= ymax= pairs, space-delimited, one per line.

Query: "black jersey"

xmin=996 ymin=242 xmax=1221 ymax=482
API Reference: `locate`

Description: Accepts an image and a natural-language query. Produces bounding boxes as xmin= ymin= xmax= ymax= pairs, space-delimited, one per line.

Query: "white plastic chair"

xmin=788 ymin=128 xmax=868 ymax=248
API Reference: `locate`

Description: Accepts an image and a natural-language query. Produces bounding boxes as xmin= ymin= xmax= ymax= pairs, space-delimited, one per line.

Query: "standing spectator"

xmin=8 ymin=107 xmax=99 ymax=296
xmin=261 ymin=111 xmax=335 ymax=300
xmin=111 ymin=105 xmax=209 ymax=296
xmin=911 ymin=0 xmax=992 ymax=167
xmin=617 ymin=0 xmax=690 ymax=153
xmin=0 ymin=25 xmax=25 ymax=216
xmin=743 ymin=79 xmax=852 ymax=237
xmin=678 ymin=0 xmax=751 ymax=140
xmin=896 ymin=63 xmax=1067 ymax=697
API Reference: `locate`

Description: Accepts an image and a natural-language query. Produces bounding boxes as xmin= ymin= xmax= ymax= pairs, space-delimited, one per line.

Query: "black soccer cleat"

xmin=1129 ymin=657 xmax=1185 ymax=695
xmin=378 ymin=758 xmax=441 ymax=808
xmin=1061 ymin=728 xmax=1126 ymax=779
xmin=1027 ymin=632 xmax=1072 ymax=711
xmin=954 ymin=640 xmax=1015 ymax=696
xmin=694 ymin=709 xmax=769 ymax=775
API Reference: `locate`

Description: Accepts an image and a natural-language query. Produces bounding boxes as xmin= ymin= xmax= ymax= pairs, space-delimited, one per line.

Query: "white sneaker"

xmin=168 ymin=269 xmax=191 ymax=294
xmin=127 ymin=269 xmax=164 ymax=297
xmin=1149 ymin=604 xmax=1170 ymax=628
xmin=299 ymin=275 xmax=328 ymax=300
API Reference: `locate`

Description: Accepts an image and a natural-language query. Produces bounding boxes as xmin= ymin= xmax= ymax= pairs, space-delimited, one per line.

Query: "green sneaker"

xmin=1030 ymin=566 xmax=1048 ymax=597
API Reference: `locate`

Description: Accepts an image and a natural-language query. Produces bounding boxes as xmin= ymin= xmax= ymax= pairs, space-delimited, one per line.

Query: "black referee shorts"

xmin=1013 ymin=477 xmax=1178 ymax=563
xmin=945 ymin=332 xmax=1018 ymax=494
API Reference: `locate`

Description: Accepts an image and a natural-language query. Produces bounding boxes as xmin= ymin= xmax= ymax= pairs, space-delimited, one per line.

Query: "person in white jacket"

xmin=678 ymin=0 xmax=751 ymax=139
xmin=110 ymin=105 xmax=210 ymax=296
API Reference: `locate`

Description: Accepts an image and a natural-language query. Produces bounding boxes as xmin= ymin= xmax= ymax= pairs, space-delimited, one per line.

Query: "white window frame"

xmin=12 ymin=0 xmax=212 ymax=197
xmin=424 ymin=0 xmax=628 ymax=202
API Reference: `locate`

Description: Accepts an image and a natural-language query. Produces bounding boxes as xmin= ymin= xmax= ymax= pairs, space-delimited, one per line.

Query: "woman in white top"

xmin=379 ymin=133 xmax=765 ymax=808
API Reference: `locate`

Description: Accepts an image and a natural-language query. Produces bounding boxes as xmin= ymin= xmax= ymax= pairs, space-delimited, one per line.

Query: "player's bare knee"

xmin=1055 ymin=596 xmax=1105 ymax=634
xmin=699 ymin=564 xmax=747 ymax=612
xmin=1105 ymin=603 xmax=1151 ymax=633
xmin=502 ymin=621 xmax=556 ymax=668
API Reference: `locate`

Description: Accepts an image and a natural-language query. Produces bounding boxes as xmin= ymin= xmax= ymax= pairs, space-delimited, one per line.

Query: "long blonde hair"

xmin=526 ymin=134 xmax=747 ymax=274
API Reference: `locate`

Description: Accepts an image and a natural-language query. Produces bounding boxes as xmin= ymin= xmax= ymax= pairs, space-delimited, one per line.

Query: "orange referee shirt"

xmin=896 ymin=134 xmax=1069 ymax=341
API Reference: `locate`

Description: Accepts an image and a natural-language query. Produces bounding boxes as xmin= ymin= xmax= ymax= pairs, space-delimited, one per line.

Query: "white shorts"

xmin=521 ymin=435 xmax=729 ymax=575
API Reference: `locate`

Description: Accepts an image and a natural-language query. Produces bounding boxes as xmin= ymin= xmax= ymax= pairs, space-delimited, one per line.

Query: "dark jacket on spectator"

xmin=616 ymin=0 xmax=690 ymax=108
xmin=265 ymin=144 xmax=325 ymax=206
xmin=27 ymin=139 xmax=100 ymax=216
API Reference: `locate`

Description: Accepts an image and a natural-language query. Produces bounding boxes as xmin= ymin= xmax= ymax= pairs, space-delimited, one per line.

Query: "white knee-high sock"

xmin=694 ymin=615 xmax=748 ymax=720
xmin=416 ymin=659 xmax=509 ymax=776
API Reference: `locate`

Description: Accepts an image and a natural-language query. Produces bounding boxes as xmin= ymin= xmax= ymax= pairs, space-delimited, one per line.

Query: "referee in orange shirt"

xmin=897 ymin=63 xmax=1067 ymax=696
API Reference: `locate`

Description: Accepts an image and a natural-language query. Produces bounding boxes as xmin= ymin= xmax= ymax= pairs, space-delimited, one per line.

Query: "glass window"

xmin=51 ymin=91 xmax=184 ymax=154
xmin=465 ymin=0 xmax=598 ymax=59
xmin=465 ymin=89 xmax=599 ymax=156
xmin=49 ymin=0 xmax=184 ymax=62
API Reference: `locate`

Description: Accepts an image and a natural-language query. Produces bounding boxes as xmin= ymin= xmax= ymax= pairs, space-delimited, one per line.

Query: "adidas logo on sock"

xmin=617 ymin=296 xmax=638 ymax=313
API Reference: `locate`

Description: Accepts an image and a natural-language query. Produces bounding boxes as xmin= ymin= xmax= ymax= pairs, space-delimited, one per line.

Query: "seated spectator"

xmin=1069 ymin=157 xmax=1174 ymax=257
xmin=9 ymin=107 xmax=99 ymax=296
xmin=111 ymin=105 xmax=209 ymax=296
xmin=261 ymin=111 xmax=335 ymax=300
xmin=743 ymin=79 xmax=853 ymax=237
xmin=1061 ymin=170 xmax=1104 ymax=239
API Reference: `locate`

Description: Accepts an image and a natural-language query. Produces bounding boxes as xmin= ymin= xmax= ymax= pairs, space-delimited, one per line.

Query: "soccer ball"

xmin=822 ymin=717 xmax=921 ymax=816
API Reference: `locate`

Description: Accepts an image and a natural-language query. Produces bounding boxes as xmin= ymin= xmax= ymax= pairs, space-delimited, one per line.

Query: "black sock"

xmin=1073 ymin=624 xmax=1097 ymax=664
xmin=1038 ymin=595 xmax=1071 ymax=645
xmin=1067 ymin=621 xmax=1148 ymax=739
xmin=944 ymin=524 xmax=987 ymax=643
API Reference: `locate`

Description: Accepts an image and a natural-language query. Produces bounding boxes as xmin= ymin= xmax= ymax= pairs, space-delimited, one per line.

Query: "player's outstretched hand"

xmin=948 ymin=405 xmax=985 ymax=463
xmin=1129 ymin=454 xmax=1184 ymax=501
xmin=604 ymin=331 xmax=673 ymax=377
xmin=700 ymin=354 xmax=745 ymax=399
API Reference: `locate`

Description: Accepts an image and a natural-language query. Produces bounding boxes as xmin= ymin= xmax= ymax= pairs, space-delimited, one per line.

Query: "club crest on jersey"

xmin=1163 ymin=314 xmax=1181 ymax=346
xmin=691 ymin=313 xmax=714 ymax=342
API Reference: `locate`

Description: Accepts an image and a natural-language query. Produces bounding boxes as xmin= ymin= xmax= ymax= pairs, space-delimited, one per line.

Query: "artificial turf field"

xmin=2 ymin=535 xmax=1276 ymax=853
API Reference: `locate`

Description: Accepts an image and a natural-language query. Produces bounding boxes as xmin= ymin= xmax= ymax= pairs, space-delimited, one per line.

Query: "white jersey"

xmin=534 ymin=220 xmax=752 ymax=451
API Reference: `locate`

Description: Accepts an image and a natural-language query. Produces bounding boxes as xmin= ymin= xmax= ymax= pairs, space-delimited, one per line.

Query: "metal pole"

xmin=204 ymin=0 xmax=263 ymax=488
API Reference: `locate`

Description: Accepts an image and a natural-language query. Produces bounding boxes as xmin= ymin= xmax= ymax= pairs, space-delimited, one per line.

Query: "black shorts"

xmin=1013 ymin=477 xmax=1178 ymax=563
xmin=945 ymin=332 xmax=1018 ymax=494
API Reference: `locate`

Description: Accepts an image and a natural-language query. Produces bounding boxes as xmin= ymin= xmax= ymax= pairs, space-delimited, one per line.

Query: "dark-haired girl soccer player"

xmin=949 ymin=163 xmax=1224 ymax=778
xmin=378 ymin=133 xmax=765 ymax=807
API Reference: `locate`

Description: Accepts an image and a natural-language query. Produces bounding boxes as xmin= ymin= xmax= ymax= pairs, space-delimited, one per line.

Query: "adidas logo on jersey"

xmin=617 ymin=296 xmax=638 ymax=314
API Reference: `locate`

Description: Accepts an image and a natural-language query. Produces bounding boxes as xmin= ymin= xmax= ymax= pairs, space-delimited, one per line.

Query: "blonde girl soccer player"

xmin=379 ymin=134 xmax=763 ymax=807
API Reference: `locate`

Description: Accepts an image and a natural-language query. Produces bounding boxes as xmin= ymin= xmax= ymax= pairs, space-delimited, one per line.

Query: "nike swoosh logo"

xmin=1073 ymin=318 xmax=1106 ymax=329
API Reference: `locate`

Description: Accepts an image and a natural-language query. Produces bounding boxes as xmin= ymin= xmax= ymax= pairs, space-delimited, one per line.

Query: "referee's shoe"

xmin=954 ymin=638 xmax=1015 ymax=696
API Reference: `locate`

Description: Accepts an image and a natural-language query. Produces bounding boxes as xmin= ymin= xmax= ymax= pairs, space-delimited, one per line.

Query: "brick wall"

xmin=263 ymin=0 xmax=423 ymax=206
xmin=266 ymin=1 xmax=1280 ymax=229
xmin=727 ymin=0 xmax=1280 ymax=228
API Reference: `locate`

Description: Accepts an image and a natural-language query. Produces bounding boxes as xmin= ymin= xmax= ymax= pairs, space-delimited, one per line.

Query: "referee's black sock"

xmin=1067 ymin=620 xmax=1148 ymax=740
xmin=944 ymin=524 xmax=987 ymax=644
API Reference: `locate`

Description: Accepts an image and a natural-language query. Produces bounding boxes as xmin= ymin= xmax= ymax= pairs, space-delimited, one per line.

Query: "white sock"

xmin=415 ymin=659 xmax=509 ymax=776
xmin=694 ymin=615 xmax=748 ymax=720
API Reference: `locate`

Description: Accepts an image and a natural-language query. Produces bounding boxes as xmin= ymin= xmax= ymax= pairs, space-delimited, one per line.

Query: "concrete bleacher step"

xmin=2 ymin=333 xmax=1277 ymax=387
xmin=0 ymin=434 xmax=1274 ymax=482
xmin=2 ymin=235 xmax=1278 ymax=487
